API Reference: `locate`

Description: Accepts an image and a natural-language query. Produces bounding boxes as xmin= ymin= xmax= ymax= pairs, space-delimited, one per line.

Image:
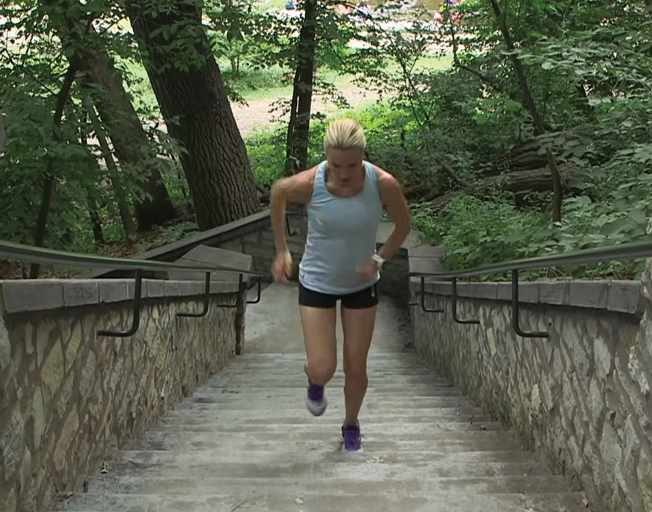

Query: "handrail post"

xmin=511 ymin=269 xmax=549 ymax=338
xmin=452 ymin=277 xmax=480 ymax=325
xmin=97 ymin=269 xmax=143 ymax=337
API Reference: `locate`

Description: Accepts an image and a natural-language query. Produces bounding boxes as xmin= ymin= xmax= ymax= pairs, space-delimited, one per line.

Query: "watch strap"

xmin=371 ymin=253 xmax=385 ymax=269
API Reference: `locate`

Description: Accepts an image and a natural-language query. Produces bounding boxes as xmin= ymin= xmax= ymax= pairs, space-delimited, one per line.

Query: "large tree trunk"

xmin=78 ymin=49 xmax=178 ymax=231
xmin=284 ymin=0 xmax=318 ymax=176
xmin=44 ymin=0 xmax=178 ymax=231
xmin=83 ymin=95 xmax=137 ymax=235
xmin=125 ymin=0 xmax=261 ymax=230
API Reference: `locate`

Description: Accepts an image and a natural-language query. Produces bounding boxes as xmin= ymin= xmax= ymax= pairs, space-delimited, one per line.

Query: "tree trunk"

xmin=284 ymin=0 xmax=318 ymax=176
xmin=30 ymin=63 xmax=78 ymax=278
xmin=125 ymin=0 xmax=261 ymax=230
xmin=43 ymin=0 xmax=177 ymax=231
xmin=79 ymin=119 xmax=106 ymax=245
xmin=489 ymin=0 xmax=563 ymax=222
xmin=78 ymin=48 xmax=178 ymax=231
xmin=83 ymin=95 xmax=137 ymax=235
xmin=87 ymin=199 xmax=105 ymax=245
xmin=0 ymin=115 xmax=5 ymax=153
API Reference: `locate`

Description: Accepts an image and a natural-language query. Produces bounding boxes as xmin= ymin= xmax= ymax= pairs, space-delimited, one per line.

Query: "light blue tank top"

xmin=299 ymin=160 xmax=383 ymax=295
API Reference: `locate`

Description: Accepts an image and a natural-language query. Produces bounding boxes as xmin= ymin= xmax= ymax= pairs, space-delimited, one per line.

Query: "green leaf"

xmin=600 ymin=218 xmax=633 ymax=237
xmin=628 ymin=208 xmax=648 ymax=226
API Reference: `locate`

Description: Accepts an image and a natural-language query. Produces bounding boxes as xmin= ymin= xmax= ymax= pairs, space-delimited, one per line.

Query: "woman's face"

xmin=326 ymin=148 xmax=364 ymax=187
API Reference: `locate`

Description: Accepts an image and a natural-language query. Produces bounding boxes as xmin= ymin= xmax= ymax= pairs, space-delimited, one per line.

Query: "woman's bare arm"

xmin=374 ymin=165 xmax=411 ymax=261
xmin=270 ymin=167 xmax=317 ymax=253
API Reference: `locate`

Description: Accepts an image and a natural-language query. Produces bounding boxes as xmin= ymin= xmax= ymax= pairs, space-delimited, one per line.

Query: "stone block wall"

xmin=0 ymin=278 xmax=242 ymax=512
xmin=409 ymin=265 xmax=652 ymax=512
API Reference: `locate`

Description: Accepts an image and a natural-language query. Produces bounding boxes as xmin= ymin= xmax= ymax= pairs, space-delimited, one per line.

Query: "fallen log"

xmin=428 ymin=164 xmax=590 ymax=210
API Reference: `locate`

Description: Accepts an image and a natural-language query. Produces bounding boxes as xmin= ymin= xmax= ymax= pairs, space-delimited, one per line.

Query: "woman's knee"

xmin=307 ymin=357 xmax=337 ymax=383
xmin=343 ymin=358 xmax=367 ymax=378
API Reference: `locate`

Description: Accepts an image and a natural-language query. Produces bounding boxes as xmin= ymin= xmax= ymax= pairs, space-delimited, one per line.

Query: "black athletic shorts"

xmin=298 ymin=282 xmax=379 ymax=309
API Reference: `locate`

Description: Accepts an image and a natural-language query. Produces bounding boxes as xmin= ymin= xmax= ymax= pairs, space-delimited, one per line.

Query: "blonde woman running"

xmin=270 ymin=119 xmax=411 ymax=452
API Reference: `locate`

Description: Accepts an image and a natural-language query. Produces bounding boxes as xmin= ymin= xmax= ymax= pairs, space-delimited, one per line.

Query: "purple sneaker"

xmin=341 ymin=424 xmax=363 ymax=452
xmin=306 ymin=380 xmax=327 ymax=416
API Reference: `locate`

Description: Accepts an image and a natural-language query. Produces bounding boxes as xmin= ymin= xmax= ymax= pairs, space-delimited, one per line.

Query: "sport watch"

xmin=371 ymin=253 xmax=385 ymax=270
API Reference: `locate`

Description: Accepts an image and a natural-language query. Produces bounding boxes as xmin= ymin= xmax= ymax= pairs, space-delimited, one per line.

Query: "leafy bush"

xmin=413 ymin=188 xmax=650 ymax=281
xmin=244 ymin=124 xmax=287 ymax=185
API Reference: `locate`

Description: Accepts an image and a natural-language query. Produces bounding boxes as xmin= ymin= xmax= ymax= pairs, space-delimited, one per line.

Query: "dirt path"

xmin=231 ymin=87 xmax=381 ymax=137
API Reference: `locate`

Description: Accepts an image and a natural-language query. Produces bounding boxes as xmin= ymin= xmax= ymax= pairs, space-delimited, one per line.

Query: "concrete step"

xmin=178 ymin=395 xmax=476 ymax=407
xmin=111 ymin=448 xmax=539 ymax=467
xmin=130 ymin=431 xmax=525 ymax=452
xmin=88 ymin=459 xmax=552 ymax=482
xmin=52 ymin=491 xmax=587 ymax=512
xmin=202 ymin=379 xmax=462 ymax=389
xmin=79 ymin=473 xmax=572 ymax=496
xmin=149 ymin=421 xmax=505 ymax=434
xmin=160 ymin=413 xmax=495 ymax=425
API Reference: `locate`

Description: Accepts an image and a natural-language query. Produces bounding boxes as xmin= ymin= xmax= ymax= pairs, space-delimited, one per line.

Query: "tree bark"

xmin=488 ymin=0 xmax=563 ymax=222
xmin=125 ymin=0 xmax=261 ymax=230
xmin=78 ymin=48 xmax=178 ymax=231
xmin=83 ymin=95 xmax=137 ymax=235
xmin=0 ymin=115 xmax=5 ymax=153
xmin=79 ymin=119 xmax=106 ymax=245
xmin=87 ymin=199 xmax=105 ymax=245
xmin=284 ymin=0 xmax=318 ymax=176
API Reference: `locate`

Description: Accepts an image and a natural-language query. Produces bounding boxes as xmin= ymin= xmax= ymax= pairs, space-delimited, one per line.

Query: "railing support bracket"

xmin=286 ymin=217 xmax=297 ymax=237
xmin=512 ymin=269 xmax=549 ymax=338
xmin=408 ymin=276 xmax=444 ymax=313
xmin=98 ymin=270 xmax=143 ymax=337
xmin=246 ymin=276 xmax=262 ymax=304
xmin=452 ymin=278 xmax=480 ymax=325
xmin=177 ymin=272 xmax=211 ymax=318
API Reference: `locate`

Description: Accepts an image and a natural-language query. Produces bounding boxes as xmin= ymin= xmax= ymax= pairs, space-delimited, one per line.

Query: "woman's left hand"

xmin=357 ymin=258 xmax=379 ymax=282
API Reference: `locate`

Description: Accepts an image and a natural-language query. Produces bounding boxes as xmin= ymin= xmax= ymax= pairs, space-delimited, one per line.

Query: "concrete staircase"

xmin=52 ymin=283 xmax=587 ymax=512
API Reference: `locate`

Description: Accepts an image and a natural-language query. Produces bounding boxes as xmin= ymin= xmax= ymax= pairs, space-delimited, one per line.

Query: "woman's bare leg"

xmin=340 ymin=302 xmax=377 ymax=450
xmin=300 ymin=305 xmax=337 ymax=415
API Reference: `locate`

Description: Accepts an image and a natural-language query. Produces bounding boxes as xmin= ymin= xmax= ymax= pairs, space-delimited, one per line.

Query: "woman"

xmin=269 ymin=119 xmax=411 ymax=452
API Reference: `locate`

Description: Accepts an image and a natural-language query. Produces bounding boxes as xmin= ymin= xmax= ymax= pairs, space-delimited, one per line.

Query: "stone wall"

xmin=0 ymin=278 xmax=243 ymax=512
xmin=409 ymin=260 xmax=652 ymax=512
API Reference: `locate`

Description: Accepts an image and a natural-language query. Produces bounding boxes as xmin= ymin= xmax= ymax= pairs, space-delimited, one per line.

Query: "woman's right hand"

xmin=272 ymin=249 xmax=293 ymax=282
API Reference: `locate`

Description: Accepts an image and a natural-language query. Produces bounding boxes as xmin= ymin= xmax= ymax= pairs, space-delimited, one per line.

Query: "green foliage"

xmin=244 ymin=124 xmax=288 ymax=185
xmin=414 ymin=184 xmax=650 ymax=281
xmin=2 ymin=0 xmax=651 ymax=286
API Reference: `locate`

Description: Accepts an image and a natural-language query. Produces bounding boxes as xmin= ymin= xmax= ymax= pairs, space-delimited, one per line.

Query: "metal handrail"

xmin=409 ymin=237 xmax=652 ymax=279
xmin=0 ymin=239 xmax=263 ymax=276
xmin=0 ymin=239 xmax=265 ymax=338
xmin=409 ymin=237 xmax=652 ymax=338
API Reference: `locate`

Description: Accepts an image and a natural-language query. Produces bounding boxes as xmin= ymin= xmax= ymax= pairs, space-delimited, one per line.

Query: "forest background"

xmin=1 ymin=0 xmax=650 ymax=281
